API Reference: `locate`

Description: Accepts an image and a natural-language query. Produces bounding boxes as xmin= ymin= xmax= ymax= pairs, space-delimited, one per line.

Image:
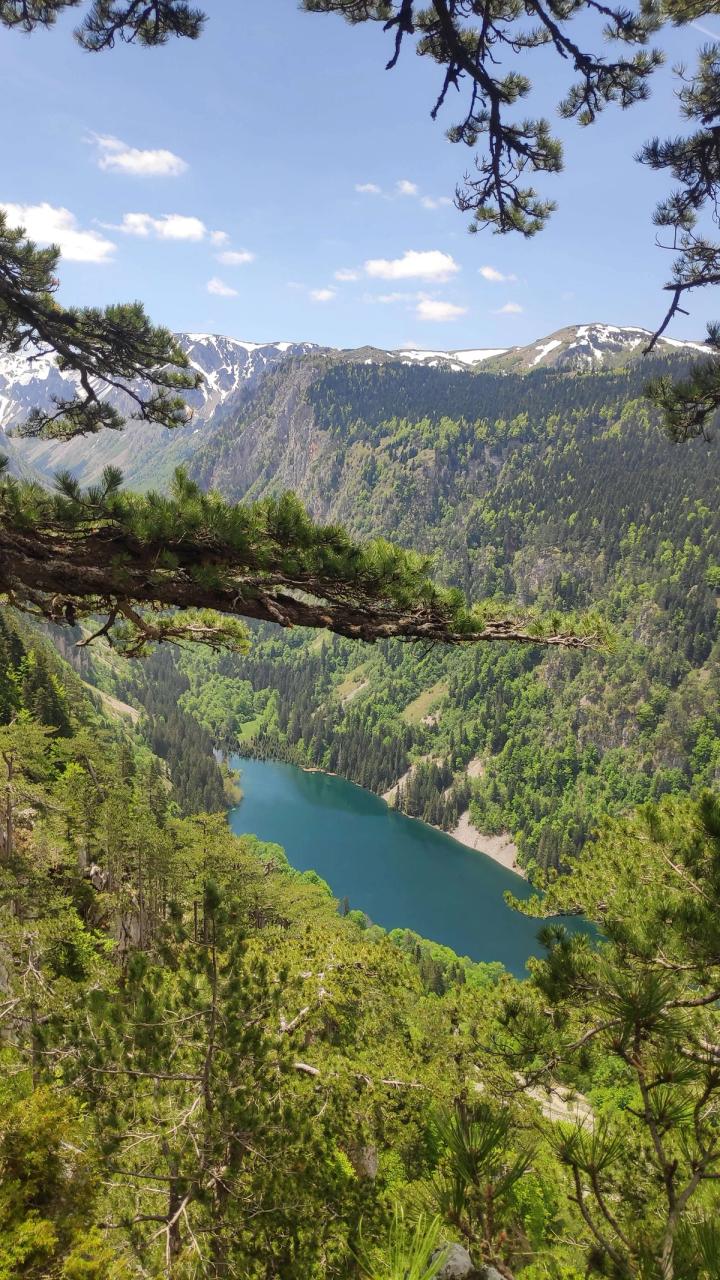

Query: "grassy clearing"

xmin=236 ymin=716 xmax=264 ymax=742
xmin=308 ymin=632 xmax=330 ymax=654
xmin=83 ymin=681 xmax=140 ymax=725
xmin=336 ymin=663 xmax=370 ymax=700
xmin=401 ymin=680 xmax=449 ymax=726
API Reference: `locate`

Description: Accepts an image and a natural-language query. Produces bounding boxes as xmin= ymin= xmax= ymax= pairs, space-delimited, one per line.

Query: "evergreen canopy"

xmin=2 ymin=616 xmax=719 ymax=1278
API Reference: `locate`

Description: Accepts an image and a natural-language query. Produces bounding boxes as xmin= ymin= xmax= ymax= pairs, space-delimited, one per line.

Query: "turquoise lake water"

xmin=228 ymin=756 xmax=588 ymax=976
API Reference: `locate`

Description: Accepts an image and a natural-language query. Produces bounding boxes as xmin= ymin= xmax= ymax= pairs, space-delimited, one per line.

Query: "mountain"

xmin=381 ymin=323 xmax=708 ymax=372
xmin=0 ymin=332 xmax=320 ymax=434
xmin=187 ymin=331 xmax=705 ymax=521
xmin=174 ymin=339 xmax=720 ymax=877
xmin=3 ymin=315 xmax=719 ymax=872
xmin=1 ymin=323 xmax=710 ymax=489
xmin=484 ymin=322 xmax=709 ymax=372
xmin=0 ymin=333 xmax=319 ymax=487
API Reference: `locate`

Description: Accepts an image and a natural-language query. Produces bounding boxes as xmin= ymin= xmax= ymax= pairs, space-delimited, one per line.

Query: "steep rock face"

xmin=191 ymin=353 xmax=347 ymax=515
xmin=180 ymin=334 xmax=319 ymax=416
xmin=0 ymin=333 xmax=319 ymax=487
xmin=0 ymin=346 xmax=85 ymax=431
xmin=0 ymin=333 xmax=320 ymax=433
xmin=0 ymin=423 xmax=41 ymax=480
xmin=191 ymin=351 xmax=475 ymax=535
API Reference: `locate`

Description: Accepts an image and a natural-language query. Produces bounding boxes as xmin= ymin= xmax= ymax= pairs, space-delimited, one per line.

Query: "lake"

xmin=228 ymin=756 xmax=588 ymax=976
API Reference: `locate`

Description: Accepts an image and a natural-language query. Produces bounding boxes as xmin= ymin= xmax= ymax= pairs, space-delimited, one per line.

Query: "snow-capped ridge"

xmin=0 ymin=332 xmax=320 ymax=489
xmin=0 ymin=333 xmax=319 ymax=437
xmin=372 ymin=323 xmax=708 ymax=373
xmin=494 ymin=323 xmax=711 ymax=372
xmin=0 ymin=323 xmax=710 ymax=465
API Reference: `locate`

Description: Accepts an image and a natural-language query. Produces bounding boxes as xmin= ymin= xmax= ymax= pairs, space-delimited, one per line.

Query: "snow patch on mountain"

xmin=451 ymin=348 xmax=509 ymax=365
xmin=501 ymin=323 xmax=711 ymax=371
xmin=531 ymin=339 xmax=562 ymax=366
xmin=0 ymin=322 xmax=711 ymax=488
xmin=388 ymin=345 xmax=511 ymax=371
xmin=0 ymin=333 xmax=318 ymax=437
xmin=0 ymin=333 xmax=319 ymax=487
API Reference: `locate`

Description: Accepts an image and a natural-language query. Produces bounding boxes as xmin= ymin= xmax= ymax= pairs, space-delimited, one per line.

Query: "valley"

xmin=4 ymin=323 xmax=719 ymax=877
xmin=4 ymin=0 xmax=720 ymax=1269
xmin=1 ymin=320 xmax=717 ymax=1280
xmin=227 ymin=755 xmax=543 ymax=975
xmin=2 ymin=317 xmax=720 ymax=1278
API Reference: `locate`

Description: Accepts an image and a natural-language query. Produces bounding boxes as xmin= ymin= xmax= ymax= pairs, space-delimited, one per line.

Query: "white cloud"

xmin=111 ymin=212 xmax=206 ymax=240
xmin=479 ymin=265 xmax=518 ymax=283
xmin=356 ymin=180 xmax=452 ymax=206
xmin=494 ymin=302 xmax=524 ymax=315
xmin=335 ymin=267 xmax=360 ymax=282
xmin=211 ymin=230 xmax=230 ymax=246
xmin=416 ymin=298 xmax=467 ymax=322
xmin=90 ymin=134 xmax=188 ymax=177
xmin=1 ymin=200 xmax=115 ymax=263
xmin=310 ymin=288 xmax=336 ymax=303
xmin=365 ymin=249 xmax=460 ymax=283
xmin=207 ymin=277 xmax=238 ymax=297
xmin=363 ymin=291 xmax=414 ymax=305
xmin=216 ymin=249 xmax=255 ymax=266
xmin=420 ymin=195 xmax=453 ymax=210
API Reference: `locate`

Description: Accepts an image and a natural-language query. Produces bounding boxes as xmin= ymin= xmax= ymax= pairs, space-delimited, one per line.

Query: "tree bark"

xmin=0 ymin=525 xmax=596 ymax=649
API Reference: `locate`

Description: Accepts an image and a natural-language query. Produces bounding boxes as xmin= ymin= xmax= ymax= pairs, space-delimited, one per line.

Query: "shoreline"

xmin=246 ymin=756 xmax=528 ymax=880
xmin=443 ymin=810 xmax=527 ymax=880
xmin=379 ymin=757 xmax=525 ymax=879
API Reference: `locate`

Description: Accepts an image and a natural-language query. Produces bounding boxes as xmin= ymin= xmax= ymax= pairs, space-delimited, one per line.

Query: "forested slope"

xmin=3 ymin=604 xmax=720 ymax=1277
xmin=183 ymin=354 xmax=720 ymax=873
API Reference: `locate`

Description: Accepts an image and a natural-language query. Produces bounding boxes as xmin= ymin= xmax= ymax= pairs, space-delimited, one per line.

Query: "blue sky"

xmin=1 ymin=0 xmax=718 ymax=349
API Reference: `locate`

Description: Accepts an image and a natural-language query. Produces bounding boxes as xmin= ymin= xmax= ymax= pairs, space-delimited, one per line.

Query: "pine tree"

xmin=1 ymin=461 xmax=599 ymax=653
xmin=67 ymin=880 xmax=355 ymax=1276
xmin=494 ymin=791 xmax=720 ymax=1279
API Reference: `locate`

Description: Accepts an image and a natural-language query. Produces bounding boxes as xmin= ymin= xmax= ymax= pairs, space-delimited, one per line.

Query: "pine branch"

xmin=0 ymin=210 xmax=201 ymax=439
xmin=0 ymin=468 xmax=607 ymax=653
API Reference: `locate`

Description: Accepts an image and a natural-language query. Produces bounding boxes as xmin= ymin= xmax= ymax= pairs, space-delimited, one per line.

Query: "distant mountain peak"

xmin=0 ymin=332 xmax=319 ymax=486
xmin=366 ymin=323 xmax=708 ymax=373
xmin=0 ymin=332 xmax=320 ymax=439
xmin=482 ymin=322 xmax=709 ymax=372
